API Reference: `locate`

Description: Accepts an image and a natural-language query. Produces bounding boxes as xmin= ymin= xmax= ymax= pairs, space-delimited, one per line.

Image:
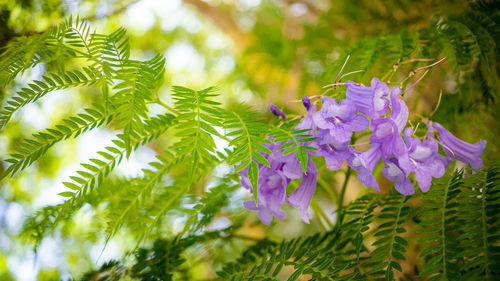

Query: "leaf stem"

xmin=336 ymin=166 xmax=352 ymax=225
xmin=317 ymin=175 xmax=338 ymax=204
xmin=156 ymin=99 xmax=180 ymax=115
xmin=311 ymin=198 xmax=334 ymax=229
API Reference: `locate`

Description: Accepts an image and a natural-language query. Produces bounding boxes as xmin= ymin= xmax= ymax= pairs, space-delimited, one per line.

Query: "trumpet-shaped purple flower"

xmin=382 ymin=157 xmax=414 ymax=195
xmin=370 ymin=118 xmax=406 ymax=160
xmin=295 ymin=95 xmax=353 ymax=171
xmin=348 ymin=144 xmax=381 ymax=191
xmin=390 ymin=87 xmax=408 ymax=133
xmin=429 ymin=122 xmax=486 ymax=169
xmin=313 ymin=97 xmax=368 ymax=150
xmin=243 ymin=167 xmax=288 ymax=225
xmin=296 ymin=95 xmax=317 ymax=130
xmin=270 ymin=104 xmax=286 ymax=119
xmin=369 ymin=87 xmax=408 ymax=160
xmin=397 ymin=128 xmax=450 ymax=192
xmin=311 ymin=130 xmax=351 ymax=170
xmin=346 ymin=78 xmax=390 ymax=118
xmin=302 ymin=95 xmax=312 ymax=111
xmin=238 ymin=76 xmax=488 ymax=224
xmin=240 ymin=139 xmax=318 ymax=224
xmin=287 ymin=160 xmax=318 ymax=223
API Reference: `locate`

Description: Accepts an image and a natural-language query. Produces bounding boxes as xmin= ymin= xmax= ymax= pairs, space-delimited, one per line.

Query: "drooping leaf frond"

xmin=366 ymin=194 xmax=410 ymax=280
xmin=223 ymin=106 xmax=271 ymax=170
xmin=458 ymin=167 xmax=500 ymax=280
xmin=171 ymin=85 xmax=222 ymax=184
xmin=419 ymin=170 xmax=463 ymax=280
xmin=0 ymin=67 xmax=101 ymax=130
xmin=1 ymin=104 xmax=110 ymax=179
xmin=104 ymin=153 xmax=174 ymax=241
xmin=21 ymin=114 xmax=176 ymax=245
xmin=222 ymin=106 xmax=271 ymax=202
xmin=111 ymin=55 xmax=165 ymax=154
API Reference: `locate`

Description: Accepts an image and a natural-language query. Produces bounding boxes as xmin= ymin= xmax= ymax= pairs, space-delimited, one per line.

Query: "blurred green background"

xmin=0 ymin=0 xmax=498 ymax=280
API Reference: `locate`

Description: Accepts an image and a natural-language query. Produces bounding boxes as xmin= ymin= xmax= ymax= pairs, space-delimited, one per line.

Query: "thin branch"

xmin=403 ymin=69 xmax=430 ymax=95
xmin=336 ymin=167 xmax=352 ymax=225
xmin=409 ymin=57 xmax=446 ymax=77
xmin=322 ymin=82 xmax=351 ymax=88
xmin=157 ymin=99 xmax=180 ymax=115
xmin=429 ymin=90 xmax=443 ymax=120
xmin=339 ymin=70 xmax=364 ymax=82
xmin=334 ymin=54 xmax=350 ymax=87
xmin=400 ymin=58 xmax=434 ymax=65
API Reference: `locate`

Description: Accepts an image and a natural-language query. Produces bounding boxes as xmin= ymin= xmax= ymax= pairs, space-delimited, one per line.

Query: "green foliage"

xmin=224 ymin=106 xmax=271 ymax=170
xmin=79 ymin=238 xmax=188 ymax=281
xmin=322 ymin=2 xmax=499 ymax=106
xmin=112 ymin=55 xmax=165 ymax=155
xmin=1 ymin=104 xmax=110 ymax=179
xmin=223 ymin=106 xmax=271 ymax=202
xmin=419 ymin=166 xmax=500 ymax=281
xmin=186 ymin=176 xmax=240 ymax=233
xmin=80 ymin=226 xmax=250 ymax=281
xmin=104 ymin=153 xmax=174 ymax=241
xmin=0 ymin=67 xmax=101 ymax=130
xmin=418 ymin=170 xmax=463 ymax=280
xmin=210 ymin=167 xmax=500 ymax=281
xmin=171 ymin=86 xmax=222 ymax=185
xmin=366 ymin=195 xmax=410 ymax=280
xmin=21 ymin=114 xmax=175 ymax=247
xmin=1 ymin=3 xmax=499 ymax=280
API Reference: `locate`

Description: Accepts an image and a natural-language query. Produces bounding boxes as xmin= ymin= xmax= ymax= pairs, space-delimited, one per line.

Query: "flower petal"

xmin=344 ymin=114 xmax=369 ymax=132
xmin=431 ymin=122 xmax=486 ymax=169
xmin=394 ymin=178 xmax=415 ymax=195
xmin=346 ymin=80 xmax=372 ymax=115
xmin=390 ymin=87 xmax=408 ymax=133
xmin=287 ymin=160 xmax=318 ymax=223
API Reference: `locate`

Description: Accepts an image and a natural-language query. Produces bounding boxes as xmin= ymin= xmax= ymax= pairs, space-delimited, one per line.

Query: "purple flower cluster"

xmin=239 ymin=78 xmax=486 ymax=224
xmin=239 ymin=141 xmax=317 ymax=224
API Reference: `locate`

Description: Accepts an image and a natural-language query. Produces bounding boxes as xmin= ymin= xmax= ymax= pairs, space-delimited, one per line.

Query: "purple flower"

xmin=302 ymin=95 xmax=312 ymax=111
xmin=296 ymin=95 xmax=317 ymax=130
xmin=295 ymin=95 xmax=354 ymax=171
xmin=313 ymin=97 xmax=368 ymax=150
xmin=240 ymin=140 xmax=318 ymax=224
xmin=287 ymin=160 xmax=318 ymax=223
xmin=429 ymin=122 xmax=486 ymax=169
xmin=270 ymin=104 xmax=286 ymax=119
xmin=314 ymin=130 xmax=353 ymax=170
xmin=397 ymin=127 xmax=450 ymax=192
xmin=346 ymin=78 xmax=390 ymax=118
xmin=243 ymin=167 xmax=288 ymax=225
xmin=348 ymin=144 xmax=381 ymax=191
xmin=369 ymin=87 xmax=408 ymax=161
xmin=389 ymin=86 xmax=408 ymax=133
xmin=266 ymin=142 xmax=300 ymax=172
xmin=382 ymin=158 xmax=415 ymax=195
xmin=370 ymin=118 xmax=406 ymax=160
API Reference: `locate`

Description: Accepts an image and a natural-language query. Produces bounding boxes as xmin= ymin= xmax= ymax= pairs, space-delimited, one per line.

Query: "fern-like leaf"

xmin=105 ymin=153 xmax=174 ymax=241
xmin=419 ymin=170 xmax=463 ymax=280
xmin=111 ymin=55 xmax=165 ymax=155
xmin=0 ymin=67 xmax=101 ymax=130
xmin=366 ymin=194 xmax=410 ymax=280
xmin=172 ymin=86 xmax=222 ymax=185
xmin=1 ymin=105 xmax=109 ymax=179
